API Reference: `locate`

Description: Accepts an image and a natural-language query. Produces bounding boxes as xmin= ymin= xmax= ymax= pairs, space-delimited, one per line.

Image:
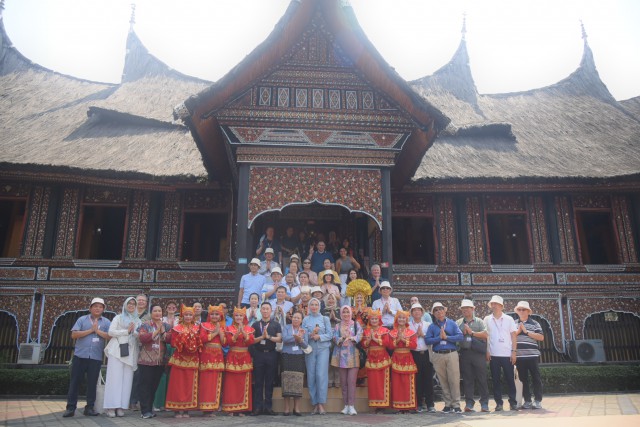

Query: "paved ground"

xmin=1 ymin=393 xmax=639 ymax=427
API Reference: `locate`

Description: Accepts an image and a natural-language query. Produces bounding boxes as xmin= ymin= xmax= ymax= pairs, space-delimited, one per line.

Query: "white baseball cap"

xmin=460 ymin=299 xmax=475 ymax=309
xmin=90 ymin=297 xmax=105 ymax=308
xmin=249 ymin=258 xmax=261 ymax=266
xmin=431 ymin=302 xmax=446 ymax=313
xmin=265 ymin=248 xmax=275 ymax=254
xmin=488 ymin=295 xmax=504 ymax=307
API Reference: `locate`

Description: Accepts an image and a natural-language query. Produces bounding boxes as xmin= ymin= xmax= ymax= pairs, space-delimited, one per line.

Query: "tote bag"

xmin=94 ymin=370 xmax=106 ymax=414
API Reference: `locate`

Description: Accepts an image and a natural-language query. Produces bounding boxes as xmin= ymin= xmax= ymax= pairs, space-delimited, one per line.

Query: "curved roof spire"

xmin=129 ymin=3 xmax=136 ymax=31
xmin=461 ymin=12 xmax=467 ymax=40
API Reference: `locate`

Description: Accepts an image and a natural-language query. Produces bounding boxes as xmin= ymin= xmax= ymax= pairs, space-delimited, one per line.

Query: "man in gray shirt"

xmin=62 ymin=298 xmax=111 ymax=417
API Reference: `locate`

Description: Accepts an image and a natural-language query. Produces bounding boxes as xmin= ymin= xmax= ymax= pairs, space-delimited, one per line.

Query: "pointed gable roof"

xmin=177 ymin=0 xmax=449 ymax=183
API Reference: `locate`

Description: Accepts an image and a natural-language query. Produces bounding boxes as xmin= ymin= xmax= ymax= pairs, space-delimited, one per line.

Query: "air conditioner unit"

xmin=17 ymin=343 xmax=43 ymax=364
xmin=568 ymin=339 xmax=606 ymax=363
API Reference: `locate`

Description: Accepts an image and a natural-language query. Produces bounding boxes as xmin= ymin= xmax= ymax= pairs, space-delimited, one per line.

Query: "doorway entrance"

xmin=251 ymin=203 xmax=376 ymax=276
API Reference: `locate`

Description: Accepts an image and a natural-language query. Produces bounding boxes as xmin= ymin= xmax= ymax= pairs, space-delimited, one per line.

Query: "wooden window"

xmin=575 ymin=211 xmax=619 ymax=264
xmin=0 ymin=199 xmax=26 ymax=257
xmin=486 ymin=213 xmax=531 ymax=264
xmin=392 ymin=217 xmax=436 ymax=264
xmin=77 ymin=206 xmax=127 ymax=260
xmin=181 ymin=212 xmax=228 ymax=262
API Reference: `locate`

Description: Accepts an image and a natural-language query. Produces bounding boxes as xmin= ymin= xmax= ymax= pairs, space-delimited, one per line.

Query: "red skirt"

xmin=367 ymin=367 xmax=390 ymax=408
xmin=221 ymin=371 xmax=252 ymax=413
xmin=391 ymin=371 xmax=416 ymax=410
xmin=165 ymin=367 xmax=198 ymax=411
xmin=198 ymin=370 xmax=222 ymax=411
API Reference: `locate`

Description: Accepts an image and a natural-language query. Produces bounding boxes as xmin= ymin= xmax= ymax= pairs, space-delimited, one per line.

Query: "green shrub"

xmin=0 ymin=368 xmax=73 ymax=395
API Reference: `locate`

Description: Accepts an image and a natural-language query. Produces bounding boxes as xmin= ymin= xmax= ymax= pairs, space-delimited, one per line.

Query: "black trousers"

xmin=489 ymin=356 xmax=517 ymax=406
xmin=66 ymin=356 xmax=102 ymax=410
xmin=253 ymin=350 xmax=278 ymax=410
xmin=411 ymin=350 xmax=435 ymax=407
xmin=516 ymin=357 xmax=543 ymax=402
xmin=138 ymin=365 xmax=165 ymax=414
xmin=459 ymin=350 xmax=489 ymax=408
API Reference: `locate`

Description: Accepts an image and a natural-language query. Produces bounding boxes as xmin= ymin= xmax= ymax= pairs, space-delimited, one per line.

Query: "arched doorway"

xmin=251 ymin=203 xmax=378 ymax=277
xmin=584 ymin=311 xmax=640 ymax=362
xmin=0 ymin=311 xmax=18 ymax=363
xmin=43 ymin=310 xmax=116 ymax=364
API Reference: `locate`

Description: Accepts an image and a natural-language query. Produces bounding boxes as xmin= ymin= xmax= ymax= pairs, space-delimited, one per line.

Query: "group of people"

xmin=61 ymin=238 xmax=544 ymax=418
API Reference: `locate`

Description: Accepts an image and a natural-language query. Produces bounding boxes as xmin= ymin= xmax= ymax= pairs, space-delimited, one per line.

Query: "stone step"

xmin=270 ymin=386 xmax=373 ymax=413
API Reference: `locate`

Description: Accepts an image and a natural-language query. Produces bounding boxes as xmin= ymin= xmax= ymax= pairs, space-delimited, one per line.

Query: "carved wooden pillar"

xmin=437 ymin=196 xmax=458 ymax=264
xmin=528 ymin=196 xmax=552 ymax=264
xmin=611 ymin=195 xmax=638 ymax=263
xmin=554 ymin=196 xmax=578 ymax=264
xmin=466 ymin=196 xmax=487 ymax=264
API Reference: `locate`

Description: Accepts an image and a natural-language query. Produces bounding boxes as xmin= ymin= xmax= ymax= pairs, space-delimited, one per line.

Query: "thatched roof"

xmin=621 ymin=96 xmax=640 ymax=120
xmin=0 ymin=14 xmax=208 ymax=180
xmin=411 ymin=37 xmax=640 ymax=181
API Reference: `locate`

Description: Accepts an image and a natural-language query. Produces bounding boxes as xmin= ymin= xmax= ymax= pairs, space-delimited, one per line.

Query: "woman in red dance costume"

xmin=198 ymin=305 xmax=226 ymax=416
xmin=221 ymin=307 xmax=255 ymax=416
xmin=360 ymin=309 xmax=391 ymax=413
xmin=388 ymin=310 xmax=418 ymax=413
xmin=166 ymin=304 xmax=202 ymax=418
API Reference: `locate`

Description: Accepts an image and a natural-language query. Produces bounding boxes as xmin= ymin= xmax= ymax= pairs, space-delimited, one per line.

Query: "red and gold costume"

xmin=166 ymin=305 xmax=202 ymax=411
xmin=360 ymin=309 xmax=391 ymax=408
xmin=198 ymin=305 xmax=226 ymax=412
xmin=388 ymin=311 xmax=418 ymax=411
xmin=221 ymin=307 xmax=255 ymax=413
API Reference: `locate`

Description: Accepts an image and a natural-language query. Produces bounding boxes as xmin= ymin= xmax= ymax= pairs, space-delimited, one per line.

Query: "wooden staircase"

xmin=270 ymin=386 xmax=372 ymax=413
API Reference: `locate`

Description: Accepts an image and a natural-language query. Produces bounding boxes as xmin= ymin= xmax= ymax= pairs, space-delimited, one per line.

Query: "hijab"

xmin=121 ymin=297 xmax=141 ymax=326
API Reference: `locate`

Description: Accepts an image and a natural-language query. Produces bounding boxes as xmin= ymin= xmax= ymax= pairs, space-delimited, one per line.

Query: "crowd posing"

xmin=62 ymin=237 xmax=545 ymax=419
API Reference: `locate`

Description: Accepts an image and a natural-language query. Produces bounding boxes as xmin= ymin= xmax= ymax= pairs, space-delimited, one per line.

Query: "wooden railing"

xmin=584 ymin=311 xmax=640 ymax=362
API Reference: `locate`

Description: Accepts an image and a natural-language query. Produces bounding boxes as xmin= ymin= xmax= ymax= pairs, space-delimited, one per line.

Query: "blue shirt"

xmin=425 ymin=317 xmax=463 ymax=351
xmin=281 ymin=324 xmax=309 ymax=354
xmin=239 ymin=272 xmax=266 ymax=304
xmin=301 ymin=312 xmax=333 ymax=350
xmin=311 ymin=251 xmax=334 ymax=273
xmin=71 ymin=314 xmax=111 ymax=361
xmin=368 ymin=277 xmax=388 ymax=303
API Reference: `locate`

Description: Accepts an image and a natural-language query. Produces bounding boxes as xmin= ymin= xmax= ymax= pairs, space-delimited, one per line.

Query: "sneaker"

xmin=141 ymin=412 xmax=153 ymax=419
xmin=510 ymin=404 xmax=518 ymax=411
xmin=522 ymin=401 xmax=532 ymax=410
xmin=341 ymin=406 xmax=349 ymax=415
xmin=427 ymin=407 xmax=436 ymax=413
xmin=494 ymin=404 xmax=503 ymax=412
xmin=453 ymin=407 xmax=462 ymax=414
xmin=105 ymin=409 xmax=116 ymax=418
xmin=116 ymin=408 xmax=125 ymax=417
xmin=62 ymin=409 xmax=75 ymax=418
xmin=442 ymin=406 xmax=452 ymax=414
xmin=532 ymin=401 xmax=542 ymax=410
xmin=348 ymin=406 xmax=357 ymax=416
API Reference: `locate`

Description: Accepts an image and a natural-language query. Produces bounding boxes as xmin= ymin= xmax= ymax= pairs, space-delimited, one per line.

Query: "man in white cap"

xmin=238 ymin=257 xmax=266 ymax=308
xmin=259 ymin=247 xmax=280 ymax=283
xmin=456 ymin=300 xmax=490 ymax=412
xmin=484 ymin=295 xmax=518 ymax=411
xmin=425 ymin=302 xmax=463 ymax=414
xmin=371 ymin=281 xmax=402 ymax=329
xmin=514 ymin=301 xmax=544 ymax=409
xmin=262 ymin=267 xmax=288 ymax=301
xmin=408 ymin=302 xmax=436 ymax=413
xmin=63 ymin=298 xmax=111 ymax=418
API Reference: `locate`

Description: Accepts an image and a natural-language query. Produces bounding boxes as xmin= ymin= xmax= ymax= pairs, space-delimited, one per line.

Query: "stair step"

xmin=270 ymin=387 xmax=372 ymax=413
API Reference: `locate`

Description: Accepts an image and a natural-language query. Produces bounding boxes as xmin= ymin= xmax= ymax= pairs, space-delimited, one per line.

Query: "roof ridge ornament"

xmin=461 ymin=12 xmax=467 ymax=40
xmin=129 ymin=3 xmax=136 ymax=31
xmin=0 ymin=0 xmax=5 ymax=17
xmin=580 ymin=19 xmax=588 ymax=41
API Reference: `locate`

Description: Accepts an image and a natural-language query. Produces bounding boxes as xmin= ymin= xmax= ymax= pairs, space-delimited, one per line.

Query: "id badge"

xmin=498 ymin=338 xmax=505 ymax=343
xmin=260 ymin=340 xmax=266 ymax=345
xmin=440 ymin=340 xmax=447 ymax=346
xmin=152 ymin=344 xmax=160 ymax=350
xmin=92 ymin=337 xmax=100 ymax=343
xmin=465 ymin=336 xmax=472 ymax=342
xmin=292 ymin=346 xmax=299 ymax=352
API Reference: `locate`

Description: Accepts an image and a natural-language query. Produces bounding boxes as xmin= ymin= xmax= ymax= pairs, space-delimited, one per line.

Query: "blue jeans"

xmin=305 ymin=345 xmax=330 ymax=405
xmin=490 ymin=356 xmax=517 ymax=407
xmin=66 ymin=356 xmax=102 ymax=410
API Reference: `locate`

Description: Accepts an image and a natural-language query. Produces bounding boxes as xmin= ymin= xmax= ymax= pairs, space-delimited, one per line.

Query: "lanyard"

xmin=260 ymin=321 xmax=270 ymax=335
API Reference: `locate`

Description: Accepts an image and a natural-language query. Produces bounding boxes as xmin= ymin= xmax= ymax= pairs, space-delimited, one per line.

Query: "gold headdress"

xmin=207 ymin=305 xmax=224 ymax=323
xmin=233 ymin=306 xmax=248 ymax=325
xmin=346 ymin=279 xmax=373 ymax=298
xmin=180 ymin=304 xmax=194 ymax=317
xmin=393 ymin=310 xmax=410 ymax=329
xmin=367 ymin=308 xmax=382 ymax=321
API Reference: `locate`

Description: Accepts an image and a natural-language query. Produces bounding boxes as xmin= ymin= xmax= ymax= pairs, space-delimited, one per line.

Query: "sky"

xmin=3 ymin=0 xmax=640 ymax=100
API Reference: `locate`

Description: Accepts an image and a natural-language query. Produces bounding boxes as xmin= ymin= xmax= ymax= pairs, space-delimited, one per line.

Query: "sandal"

xmin=283 ymin=412 xmax=291 ymax=416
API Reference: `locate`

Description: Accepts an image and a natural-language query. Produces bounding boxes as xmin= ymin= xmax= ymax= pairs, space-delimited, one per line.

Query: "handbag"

xmin=119 ymin=342 xmax=129 ymax=358
xmin=94 ymin=370 xmax=105 ymax=414
xmin=514 ymin=365 xmax=524 ymax=407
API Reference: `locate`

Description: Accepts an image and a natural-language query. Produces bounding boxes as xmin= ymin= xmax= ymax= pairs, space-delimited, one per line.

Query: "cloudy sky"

xmin=3 ymin=0 xmax=639 ymax=100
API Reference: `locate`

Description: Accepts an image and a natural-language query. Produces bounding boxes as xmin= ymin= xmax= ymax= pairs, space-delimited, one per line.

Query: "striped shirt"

xmin=516 ymin=318 xmax=543 ymax=358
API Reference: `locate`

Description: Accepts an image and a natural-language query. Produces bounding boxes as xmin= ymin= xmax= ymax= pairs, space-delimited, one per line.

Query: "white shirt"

xmin=484 ymin=313 xmax=517 ymax=357
xmin=408 ymin=318 xmax=431 ymax=351
xmin=372 ymin=296 xmax=403 ymax=328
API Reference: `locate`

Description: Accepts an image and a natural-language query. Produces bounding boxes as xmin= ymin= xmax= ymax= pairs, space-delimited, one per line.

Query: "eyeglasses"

xmin=433 ymin=307 xmax=445 ymax=312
